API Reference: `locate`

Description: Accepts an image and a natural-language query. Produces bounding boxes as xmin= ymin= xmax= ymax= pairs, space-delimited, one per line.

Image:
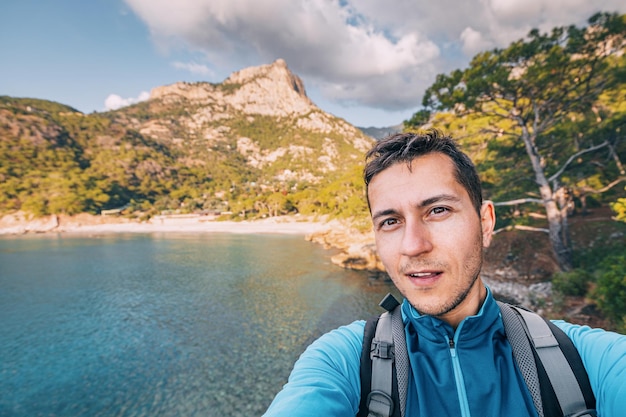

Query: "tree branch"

xmin=494 ymin=198 xmax=544 ymax=206
xmin=493 ymin=224 xmax=550 ymax=234
xmin=548 ymin=141 xmax=609 ymax=183
xmin=578 ymin=176 xmax=626 ymax=195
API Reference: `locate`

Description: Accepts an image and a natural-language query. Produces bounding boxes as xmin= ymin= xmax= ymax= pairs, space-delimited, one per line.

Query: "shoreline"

xmin=64 ymin=217 xmax=333 ymax=235
xmin=0 ymin=213 xmax=337 ymax=236
xmin=0 ymin=211 xmax=384 ymax=274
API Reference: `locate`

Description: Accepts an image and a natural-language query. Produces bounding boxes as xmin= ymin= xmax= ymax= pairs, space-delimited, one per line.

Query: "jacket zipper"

xmin=449 ymin=337 xmax=471 ymax=417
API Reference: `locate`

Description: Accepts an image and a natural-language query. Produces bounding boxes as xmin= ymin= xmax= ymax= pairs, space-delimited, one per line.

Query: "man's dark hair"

xmin=364 ymin=130 xmax=483 ymax=215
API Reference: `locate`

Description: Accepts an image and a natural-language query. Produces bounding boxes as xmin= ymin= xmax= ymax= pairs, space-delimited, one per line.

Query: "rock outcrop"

xmin=222 ymin=59 xmax=315 ymax=117
xmin=306 ymin=225 xmax=388 ymax=279
xmin=0 ymin=212 xmax=59 ymax=234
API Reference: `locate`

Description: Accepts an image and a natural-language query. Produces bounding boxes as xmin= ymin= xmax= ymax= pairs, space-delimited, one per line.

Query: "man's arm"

xmin=263 ymin=320 xmax=365 ymax=417
xmin=552 ymin=321 xmax=626 ymax=417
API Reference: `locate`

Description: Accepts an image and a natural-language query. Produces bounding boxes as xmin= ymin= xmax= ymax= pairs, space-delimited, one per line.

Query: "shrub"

xmin=611 ymin=190 xmax=626 ymax=222
xmin=551 ymin=269 xmax=592 ymax=297
xmin=591 ymin=255 xmax=626 ymax=332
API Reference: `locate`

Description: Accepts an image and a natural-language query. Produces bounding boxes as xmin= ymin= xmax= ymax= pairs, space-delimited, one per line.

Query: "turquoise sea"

xmin=0 ymin=233 xmax=398 ymax=417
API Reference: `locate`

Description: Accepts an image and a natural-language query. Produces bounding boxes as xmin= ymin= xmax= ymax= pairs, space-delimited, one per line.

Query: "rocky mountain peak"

xmin=149 ymin=59 xmax=315 ymax=118
xmin=119 ymin=59 xmax=374 ymax=187
xmin=223 ymin=58 xmax=314 ymax=117
xmin=226 ymin=58 xmax=306 ymax=97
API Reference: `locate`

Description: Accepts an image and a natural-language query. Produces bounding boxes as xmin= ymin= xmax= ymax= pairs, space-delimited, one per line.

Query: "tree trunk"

xmin=521 ymin=128 xmax=574 ymax=271
xmin=541 ymin=183 xmax=573 ymax=271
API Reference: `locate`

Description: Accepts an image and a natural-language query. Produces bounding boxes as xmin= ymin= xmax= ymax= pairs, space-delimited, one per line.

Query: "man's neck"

xmin=437 ymin=280 xmax=487 ymax=329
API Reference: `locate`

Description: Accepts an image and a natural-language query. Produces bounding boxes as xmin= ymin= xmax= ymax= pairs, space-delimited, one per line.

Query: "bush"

xmin=591 ymin=255 xmax=626 ymax=332
xmin=552 ymin=269 xmax=593 ymax=297
xmin=611 ymin=190 xmax=626 ymax=222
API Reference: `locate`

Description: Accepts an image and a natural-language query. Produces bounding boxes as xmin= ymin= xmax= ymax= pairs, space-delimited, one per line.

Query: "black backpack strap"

xmin=545 ymin=320 xmax=596 ymax=415
xmin=358 ymin=315 xmax=379 ymax=417
xmin=359 ymin=294 xmax=405 ymax=417
xmin=369 ymin=309 xmax=395 ymax=417
xmin=498 ymin=302 xmax=596 ymax=417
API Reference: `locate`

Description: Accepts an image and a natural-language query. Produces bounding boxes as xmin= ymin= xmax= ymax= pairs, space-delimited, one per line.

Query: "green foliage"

xmin=219 ymin=82 xmax=242 ymax=95
xmin=552 ymin=269 xmax=593 ymax=296
xmin=0 ymin=95 xmax=79 ymax=115
xmin=591 ymin=255 xmax=626 ymax=332
xmin=403 ymin=109 xmax=431 ymax=130
xmin=291 ymin=163 xmax=368 ymax=222
xmin=421 ymin=12 xmax=626 ymax=190
xmin=612 ymin=188 xmax=626 ymax=222
xmin=228 ymin=115 xmax=295 ymax=149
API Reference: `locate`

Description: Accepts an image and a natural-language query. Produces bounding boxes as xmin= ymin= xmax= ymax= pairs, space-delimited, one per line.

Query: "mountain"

xmin=358 ymin=124 xmax=404 ymax=140
xmin=0 ymin=59 xmax=374 ymax=220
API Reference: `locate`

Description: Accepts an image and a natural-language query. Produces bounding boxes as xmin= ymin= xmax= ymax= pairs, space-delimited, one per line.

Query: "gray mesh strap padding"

xmin=369 ymin=311 xmax=394 ymax=417
xmin=391 ymin=305 xmax=408 ymax=417
xmin=498 ymin=302 xmax=544 ymax=417
xmin=512 ymin=306 xmax=588 ymax=416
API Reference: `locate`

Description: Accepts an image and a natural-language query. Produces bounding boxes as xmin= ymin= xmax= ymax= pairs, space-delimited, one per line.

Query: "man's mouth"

xmin=407 ymin=271 xmax=442 ymax=279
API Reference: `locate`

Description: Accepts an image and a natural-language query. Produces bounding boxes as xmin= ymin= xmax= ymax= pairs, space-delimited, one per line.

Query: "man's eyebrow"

xmin=371 ymin=208 xmax=398 ymax=222
xmin=419 ymin=194 xmax=461 ymax=207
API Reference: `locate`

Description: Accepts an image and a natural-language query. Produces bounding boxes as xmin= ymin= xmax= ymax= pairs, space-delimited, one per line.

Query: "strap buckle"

xmin=371 ymin=340 xmax=394 ymax=360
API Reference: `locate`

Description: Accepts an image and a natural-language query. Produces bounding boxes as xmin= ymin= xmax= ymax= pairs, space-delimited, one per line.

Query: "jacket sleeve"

xmin=552 ymin=320 xmax=626 ymax=417
xmin=262 ymin=320 xmax=365 ymax=417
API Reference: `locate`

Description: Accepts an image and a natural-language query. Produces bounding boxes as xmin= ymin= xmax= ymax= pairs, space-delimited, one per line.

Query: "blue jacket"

xmin=263 ymin=288 xmax=626 ymax=416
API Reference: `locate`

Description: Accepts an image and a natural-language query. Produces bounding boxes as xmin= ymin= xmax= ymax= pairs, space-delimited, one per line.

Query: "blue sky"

xmin=2 ymin=0 xmax=625 ymax=128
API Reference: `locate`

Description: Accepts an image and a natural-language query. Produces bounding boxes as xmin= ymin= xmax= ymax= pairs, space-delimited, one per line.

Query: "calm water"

xmin=0 ymin=233 xmax=398 ymax=417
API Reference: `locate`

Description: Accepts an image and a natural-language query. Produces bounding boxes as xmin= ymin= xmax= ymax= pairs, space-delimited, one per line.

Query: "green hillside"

xmin=0 ymin=69 xmax=372 ymax=223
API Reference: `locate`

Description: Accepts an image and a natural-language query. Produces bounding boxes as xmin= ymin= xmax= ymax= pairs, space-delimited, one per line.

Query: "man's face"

xmin=368 ymin=153 xmax=495 ymax=326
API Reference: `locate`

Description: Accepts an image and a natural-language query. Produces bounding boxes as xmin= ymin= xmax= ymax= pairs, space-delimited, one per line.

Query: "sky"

xmin=2 ymin=1 xmax=626 ymax=128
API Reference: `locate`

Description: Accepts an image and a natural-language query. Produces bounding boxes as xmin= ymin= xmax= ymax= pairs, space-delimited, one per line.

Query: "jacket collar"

xmin=401 ymin=285 xmax=504 ymax=342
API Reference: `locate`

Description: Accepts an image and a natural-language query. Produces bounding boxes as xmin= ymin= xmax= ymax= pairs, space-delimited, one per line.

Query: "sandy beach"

xmin=67 ymin=215 xmax=333 ymax=235
xmin=0 ymin=212 xmax=337 ymax=236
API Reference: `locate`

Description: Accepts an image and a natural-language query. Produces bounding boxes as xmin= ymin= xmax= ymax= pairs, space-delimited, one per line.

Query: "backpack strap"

xmin=359 ymin=316 xmax=379 ymax=417
xmin=359 ymin=294 xmax=407 ymax=417
xmin=498 ymin=302 xmax=597 ymax=417
xmin=368 ymin=309 xmax=395 ymax=417
xmin=498 ymin=302 xmax=545 ymax=416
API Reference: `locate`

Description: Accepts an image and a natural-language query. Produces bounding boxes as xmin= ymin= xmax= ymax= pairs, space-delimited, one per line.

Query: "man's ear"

xmin=480 ymin=200 xmax=496 ymax=248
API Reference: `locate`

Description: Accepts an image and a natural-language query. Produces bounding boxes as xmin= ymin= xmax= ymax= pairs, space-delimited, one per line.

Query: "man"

xmin=263 ymin=131 xmax=626 ymax=416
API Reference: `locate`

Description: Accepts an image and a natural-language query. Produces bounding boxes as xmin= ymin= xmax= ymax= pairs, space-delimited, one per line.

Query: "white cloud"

xmin=104 ymin=91 xmax=150 ymax=111
xmin=460 ymin=27 xmax=494 ymax=56
xmin=171 ymin=61 xmax=214 ymax=76
xmin=123 ymin=0 xmax=626 ymax=113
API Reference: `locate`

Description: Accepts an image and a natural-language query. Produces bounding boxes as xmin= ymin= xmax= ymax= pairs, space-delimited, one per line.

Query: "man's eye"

xmin=380 ymin=218 xmax=398 ymax=228
xmin=431 ymin=207 xmax=449 ymax=215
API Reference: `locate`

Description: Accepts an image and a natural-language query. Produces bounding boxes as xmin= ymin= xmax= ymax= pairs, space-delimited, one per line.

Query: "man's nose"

xmin=401 ymin=220 xmax=433 ymax=257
